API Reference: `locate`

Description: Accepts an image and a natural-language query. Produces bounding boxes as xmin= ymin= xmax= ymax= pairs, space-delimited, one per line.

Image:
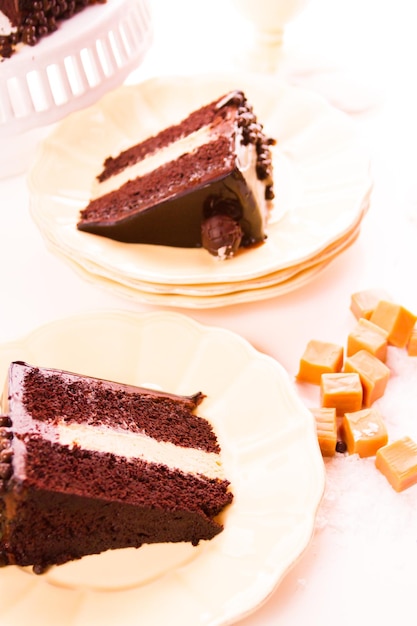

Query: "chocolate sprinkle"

xmin=217 ymin=90 xmax=275 ymax=201
xmin=336 ymin=440 xmax=347 ymax=454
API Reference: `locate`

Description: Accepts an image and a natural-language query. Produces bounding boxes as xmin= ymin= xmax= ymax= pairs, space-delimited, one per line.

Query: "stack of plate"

xmin=28 ymin=74 xmax=372 ymax=308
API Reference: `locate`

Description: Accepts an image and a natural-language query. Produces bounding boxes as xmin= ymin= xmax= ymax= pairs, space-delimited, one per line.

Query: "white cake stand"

xmin=0 ymin=0 xmax=153 ymax=178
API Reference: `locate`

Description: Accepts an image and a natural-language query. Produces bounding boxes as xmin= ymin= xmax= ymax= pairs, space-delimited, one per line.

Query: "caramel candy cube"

xmin=297 ymin=340 xmax=344 ymax=385
xmin=342 ymin=408 xmax=388 ymax=457
xmin=407 ymin=325 xmax=417 ymax=356
xmin=370 ymin=300 xmax=417 ymax=348
xmin=311 ymin=407 xmax=337 ymax=456
xmin=347 ymin=318 xmax=388 ymax=362
xmin=376 ymin=437 xmax=417 ymax=492
xmin=344 ymin=350 xmax=390 ymax=407
xmin=320 ymin=373 xmax=363 ymax=416
xmin=350 ymin=288 xmax=392 ymax=320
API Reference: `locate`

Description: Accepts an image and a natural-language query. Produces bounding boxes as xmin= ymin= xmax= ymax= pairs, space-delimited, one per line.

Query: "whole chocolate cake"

xmin=0 ymin=361 xmax=233 ymax=573
xmin=0 ymin=0 xmax=107 ymax=58
xmin=77 ymin=90 xmax=276 ymax=260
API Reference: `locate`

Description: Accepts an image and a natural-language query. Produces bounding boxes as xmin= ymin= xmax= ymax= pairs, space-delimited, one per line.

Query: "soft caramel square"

xmin=310 ymin=407 xmax=337 ymax=456
xmin=342 ymin=408 xmax=388 ymax=457
xmin=376 ymin=437 xmax=417 ymax=492
xmin=370 ymin=300 xmax=417 ymax=348
xmin=320 ymin=373 xmax=363 ymax=416
xmin=344 ymin=350 xmax=390 ymax=407
xmin=350 ymin=288 xmax=392 ymax=320
xmin=407 ymin=325 xmax=417 ymax=356
xmin=347 ymin=318 xmax=388 ymax=362
xmin=297 ymin=340 xmax=344 ymax=385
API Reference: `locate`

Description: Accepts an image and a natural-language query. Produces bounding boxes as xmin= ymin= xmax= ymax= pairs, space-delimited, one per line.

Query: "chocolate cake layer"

xmin=1 ymin=488 xmax=225 ymax=571
xmin=18 ymin=362 xmax=217 ymax=452
xmin=22 ymin=438 xmax=231 ymax=514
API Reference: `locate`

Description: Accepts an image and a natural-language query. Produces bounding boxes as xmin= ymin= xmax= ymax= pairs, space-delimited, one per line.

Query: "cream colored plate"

xmin=43 ymin=202 xmax=364 ymax=296
xmin=42 ymin=238 xmax=350 ymax=307
xmin=28 ymin=73 xmax=371 ymax=288
xmin=0 ymin=310 xmax=325 ymax=625
xmin=37 ymin=213 xmax=362 ymax=307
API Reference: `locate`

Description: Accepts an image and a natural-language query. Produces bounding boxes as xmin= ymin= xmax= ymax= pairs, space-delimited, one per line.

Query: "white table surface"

xmin=1 ymin=0 xmax=417 ymax=624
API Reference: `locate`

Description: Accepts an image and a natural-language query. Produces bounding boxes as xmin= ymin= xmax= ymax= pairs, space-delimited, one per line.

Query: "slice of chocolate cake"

xmin=77 ymin=90 xmax=275 ymax=260
xmin=0 ymin=361 xmax=233 ymax=574
xmin=0 ymin=1 xmax=107 ymax=58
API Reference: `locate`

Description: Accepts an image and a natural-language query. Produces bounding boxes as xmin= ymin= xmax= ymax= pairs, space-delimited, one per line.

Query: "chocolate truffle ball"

xmin=201 ymin=214 xmax=243 ymax=259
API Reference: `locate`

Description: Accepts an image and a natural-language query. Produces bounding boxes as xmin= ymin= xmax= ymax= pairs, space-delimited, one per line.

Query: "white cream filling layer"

xmin=0 ymin=12 xmax=16 ymax=36
xmin=54 ymin=421 xmax=225 ymax=480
